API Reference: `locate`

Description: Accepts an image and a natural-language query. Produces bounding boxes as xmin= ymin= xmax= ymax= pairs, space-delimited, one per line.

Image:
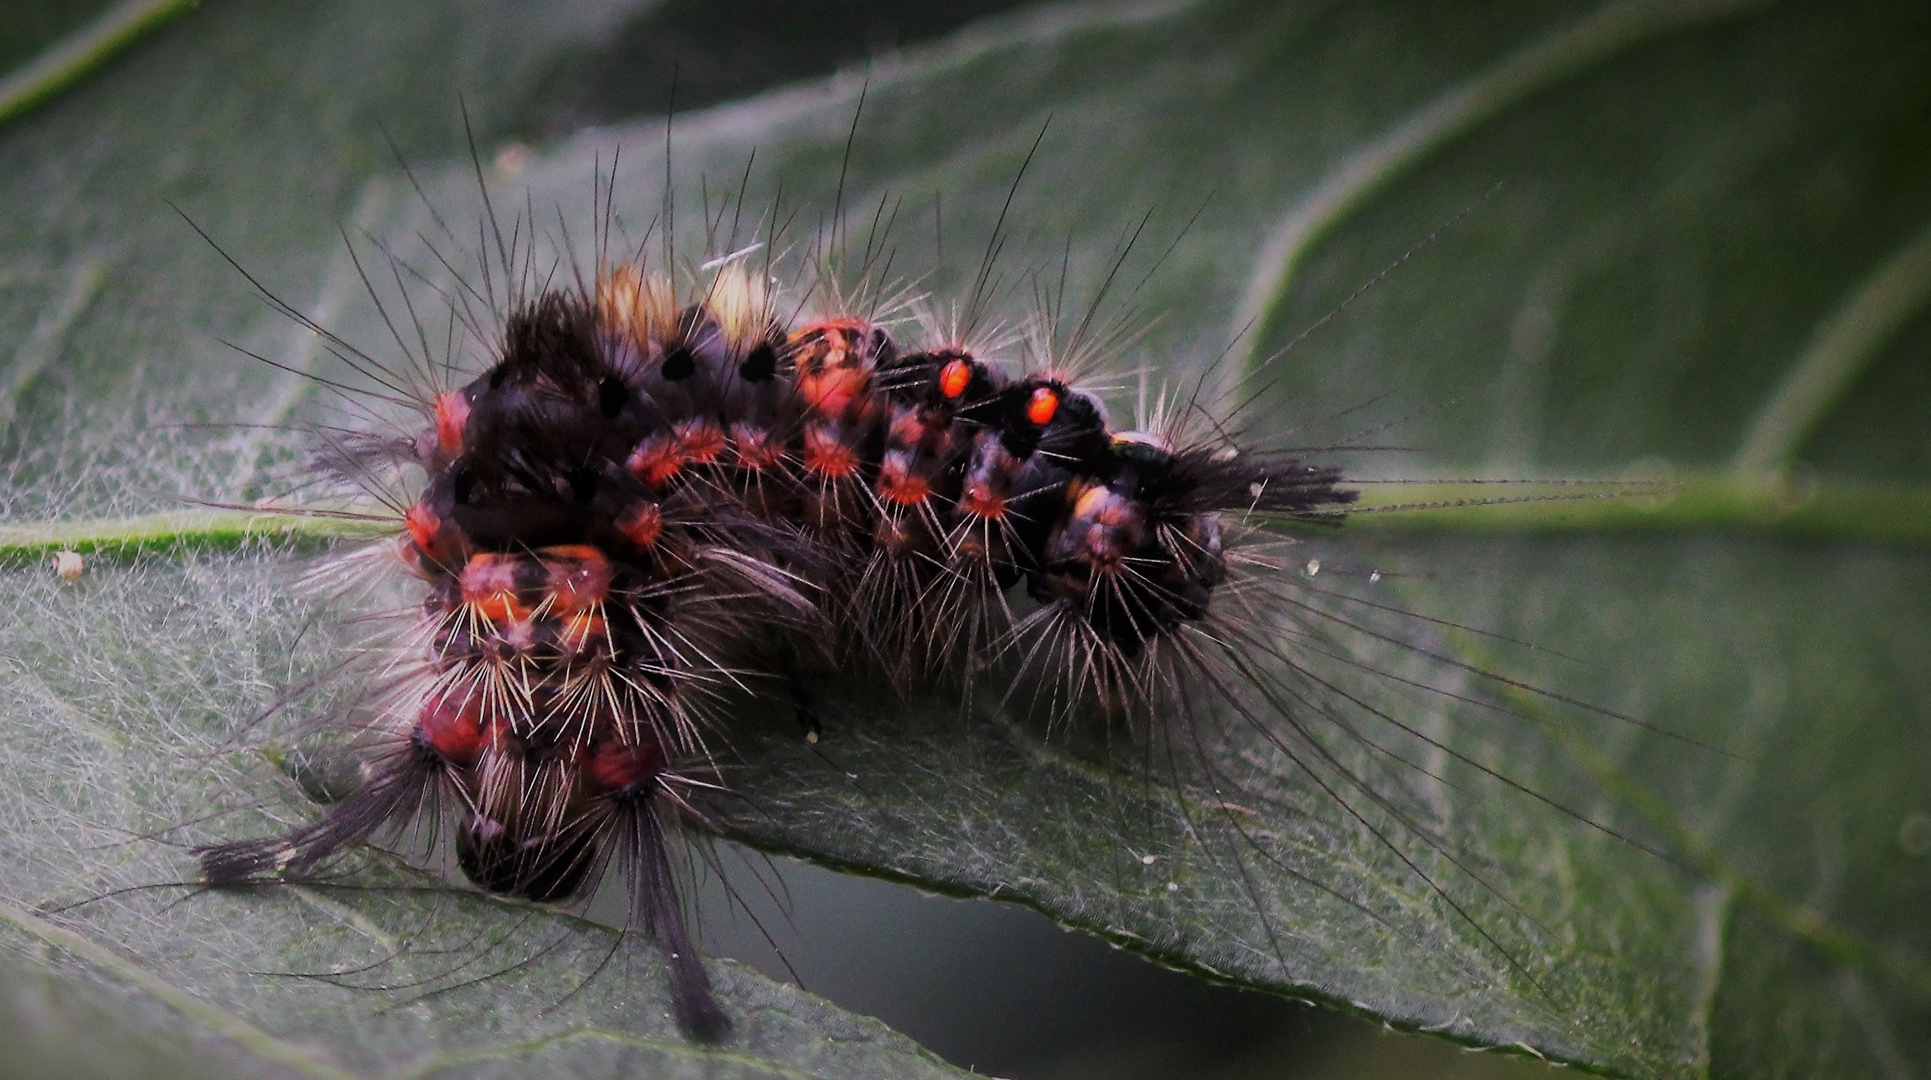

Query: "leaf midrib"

xmin=4 ymin=469 xmax=1929 ymax=567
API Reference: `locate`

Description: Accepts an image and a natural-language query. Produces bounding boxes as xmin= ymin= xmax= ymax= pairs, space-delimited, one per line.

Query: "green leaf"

xmin=0 ymin=2 xmax=981 ymax=1077
xmin=0 ymin=547 xmax=968 ymax=1079
xmin=3 ymin=1 xmax=1929 ymax=1079
xmin=0 ymin=0 xmax=195 ymax=125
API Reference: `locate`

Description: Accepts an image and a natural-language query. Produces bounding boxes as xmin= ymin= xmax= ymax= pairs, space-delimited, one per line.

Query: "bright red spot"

xmin=939 ymin=358 xmax=972 ymax=400
xmin=417 ymin=688 xmax=489 ymax=767
xmin=1027 ymin=386 xmax=1060 ymax=427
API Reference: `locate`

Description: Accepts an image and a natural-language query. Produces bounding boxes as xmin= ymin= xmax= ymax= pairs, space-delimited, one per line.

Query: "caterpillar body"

xmin=191 ymin=155 xmax=1655 ymax=1045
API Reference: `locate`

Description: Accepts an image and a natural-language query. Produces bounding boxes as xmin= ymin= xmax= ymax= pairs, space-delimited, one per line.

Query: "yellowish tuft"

xmin=705 ymin=264 xmax=772 ymax=353
xmin=596 ymin=265 xmax=678 ymax=347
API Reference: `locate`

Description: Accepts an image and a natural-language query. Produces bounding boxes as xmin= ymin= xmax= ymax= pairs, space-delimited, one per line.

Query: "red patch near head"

xmin=582 ymin=738 xmax=664 ymax=795
xmin=405 ymin=503 xmax=440 ymax=550
xmin=403 ymin=501 xmax=458 ymax=568
xmin=792 ymin=318 xmax=869 ymax=350
xmin=417 ymin=688 xmax=490 ymax=768
xmin=799 ymin=364 xmax=871 ymax=421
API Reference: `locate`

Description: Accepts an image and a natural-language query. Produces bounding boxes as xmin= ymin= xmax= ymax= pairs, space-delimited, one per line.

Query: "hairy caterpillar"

xmin=184 ymin=125 xmax=1675 ymax=1046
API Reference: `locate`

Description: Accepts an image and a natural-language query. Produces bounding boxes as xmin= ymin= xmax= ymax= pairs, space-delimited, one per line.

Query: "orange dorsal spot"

xmin=627 ymin=435 xmax=685 ymax=488
xmin=791 ymin=320 xmax=877 ymax=420
xmin=939 ymin=358 xmax=972 ymax=399
xmin=617 ymin=503 xmax=663 ymax=549
xmin=677 ymin=419 xmax=727 ymax=465
xmin=877 ymin=455 xmax=930 ymax=506
xmin=1027 ymin=386 xmax=1060 ymax=427
xmin=1071 ymin=484 xmax=1109 ymax=522
xmin=1084 ymin=485 xmax=1138 ymax=529
xmin=802 ymin=425 xmax=860 ymax=479
xmin=434 ymin=391 xmax=470 ymax=458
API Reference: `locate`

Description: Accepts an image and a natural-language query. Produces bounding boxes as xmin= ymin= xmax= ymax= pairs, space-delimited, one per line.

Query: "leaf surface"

xmin=2 ymin=1 xmax=1928 ymax=1078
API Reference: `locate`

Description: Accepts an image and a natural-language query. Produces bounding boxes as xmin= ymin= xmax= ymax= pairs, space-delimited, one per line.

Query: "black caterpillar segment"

xmin=196 ymin=256 xmax=1359 ymax=1040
